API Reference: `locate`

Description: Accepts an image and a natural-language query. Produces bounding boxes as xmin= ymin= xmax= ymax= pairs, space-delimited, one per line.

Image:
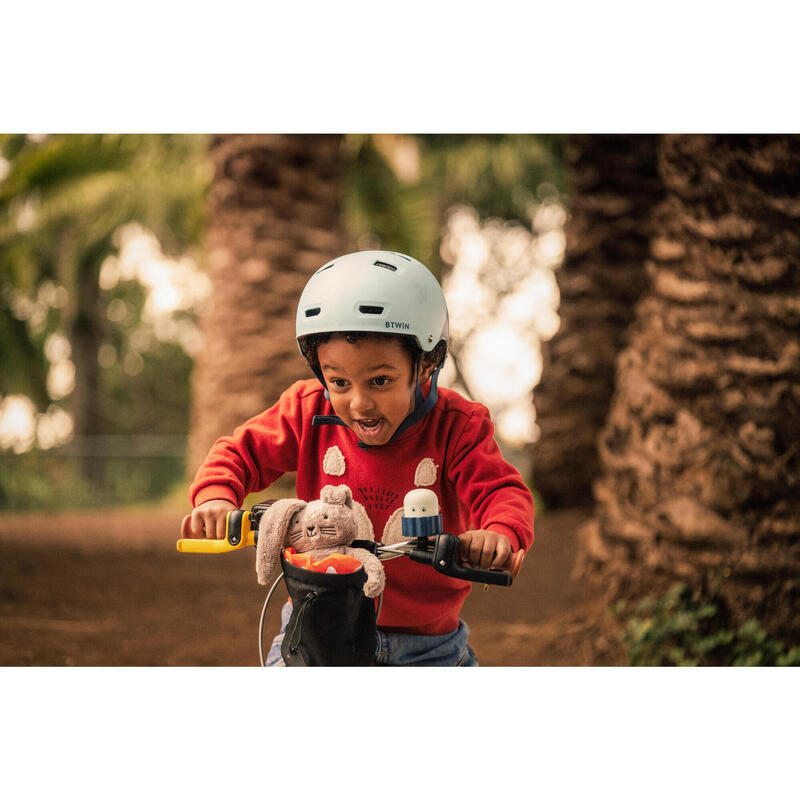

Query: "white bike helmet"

xmin=297 ymin=250 xmax=449 ymax=447
xmin=296 ymin=250 xmax=449 ymax=354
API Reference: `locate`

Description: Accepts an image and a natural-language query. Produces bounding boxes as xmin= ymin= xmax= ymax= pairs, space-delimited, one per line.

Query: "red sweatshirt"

xmin=190 ymin=379 xmax=534 ymax=635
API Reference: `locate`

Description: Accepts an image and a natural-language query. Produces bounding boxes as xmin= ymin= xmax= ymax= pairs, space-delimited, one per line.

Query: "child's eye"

xmin=330 ymin=379 xmax=349 ymax=389
xmin=372 ymin=376 xmax=392 ymax=387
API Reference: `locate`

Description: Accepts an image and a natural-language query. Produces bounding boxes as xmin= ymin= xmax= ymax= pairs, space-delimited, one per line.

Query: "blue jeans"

xmin=265 ymin=600 xmax=478 ymax=667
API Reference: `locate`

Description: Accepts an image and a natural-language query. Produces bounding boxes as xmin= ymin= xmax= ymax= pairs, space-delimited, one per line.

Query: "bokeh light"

xmin=0 ymin=220 xmax=211 ymax=454
xmin=439 ymin=200 xmax=565 ymax=448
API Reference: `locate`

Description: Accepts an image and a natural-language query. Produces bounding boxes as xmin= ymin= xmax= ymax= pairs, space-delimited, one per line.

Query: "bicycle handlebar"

xmin=177 ymin=503 xmax=525 ymax=586
xmin=176 ymin=509 xmax=255 ymax=553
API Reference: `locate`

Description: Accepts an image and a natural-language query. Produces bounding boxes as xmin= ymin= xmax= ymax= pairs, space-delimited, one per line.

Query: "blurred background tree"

xmin=0 ymin=133 xmax=209 ymax=507
xmin=532 ymin=135 xmax=664 ymax=508
xmin=344 ymin=133 xmax=565 ymax=277
xmin=187 ymin=134 xmax=347 ymax=476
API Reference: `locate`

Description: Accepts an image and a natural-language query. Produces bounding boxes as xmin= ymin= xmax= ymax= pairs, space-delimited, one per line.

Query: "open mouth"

xmin=353 ymin=417 xmax=386 ymax=440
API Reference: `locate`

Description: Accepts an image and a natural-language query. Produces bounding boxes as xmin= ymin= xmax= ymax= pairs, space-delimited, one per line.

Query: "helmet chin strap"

xmin=311 ymin=359 xmax=441 ymax=448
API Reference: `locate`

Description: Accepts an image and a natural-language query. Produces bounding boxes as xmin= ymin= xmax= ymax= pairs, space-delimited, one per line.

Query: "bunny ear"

xmin=255 ymin=499 xmax=306 ymax=586
xmin=320 ymin=484 xmax=353 ymax=508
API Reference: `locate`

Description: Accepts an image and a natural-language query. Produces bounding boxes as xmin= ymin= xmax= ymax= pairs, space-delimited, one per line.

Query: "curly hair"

xmin=299 ymin=331 xmax=447 ymax=380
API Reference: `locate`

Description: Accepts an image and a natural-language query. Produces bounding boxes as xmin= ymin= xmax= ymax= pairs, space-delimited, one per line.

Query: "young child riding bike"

xmin=182 ymin=250 xmax=535 ymax=665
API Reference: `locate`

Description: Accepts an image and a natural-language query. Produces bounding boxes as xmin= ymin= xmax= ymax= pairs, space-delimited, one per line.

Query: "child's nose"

xmin=350 ymin=387 xmax=375 ymax=414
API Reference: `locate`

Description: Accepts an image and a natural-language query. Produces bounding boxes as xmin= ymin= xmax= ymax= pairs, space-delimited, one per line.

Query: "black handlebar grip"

xmin=409 ymin=533 xmax=513 ymax=586
xmin=441 ymin=560 xmax=513 ymax=586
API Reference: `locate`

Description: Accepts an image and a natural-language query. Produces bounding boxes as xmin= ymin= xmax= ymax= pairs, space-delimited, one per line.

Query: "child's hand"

xmin=181 ymin=499 xmax=237 ymax=540
xmin=457 ymin=530 xmax=512 ymax=571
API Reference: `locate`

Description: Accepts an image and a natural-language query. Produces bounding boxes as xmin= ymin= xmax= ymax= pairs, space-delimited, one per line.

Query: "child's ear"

xmin=419 ymin=361 xmax=436 ymax=385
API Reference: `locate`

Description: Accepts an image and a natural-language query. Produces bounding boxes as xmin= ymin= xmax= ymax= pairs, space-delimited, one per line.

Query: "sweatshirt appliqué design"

xmin=322 ymin=445 xmax=346 ymax=476
xmin=356 ymin=486 xmax=400 ymax=513
xmin=413 ymin=457 xmax=438 ymax=486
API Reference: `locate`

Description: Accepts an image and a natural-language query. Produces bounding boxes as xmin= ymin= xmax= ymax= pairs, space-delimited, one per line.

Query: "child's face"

xmin=317 ymin=335 xmax=431 ymax=446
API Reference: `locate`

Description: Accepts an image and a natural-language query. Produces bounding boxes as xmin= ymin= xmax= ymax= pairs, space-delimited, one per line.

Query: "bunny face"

xmin=256 ymin=484 xmax=368 ymax=586
xmin=286 ymin=498 xmax=357 ymax=553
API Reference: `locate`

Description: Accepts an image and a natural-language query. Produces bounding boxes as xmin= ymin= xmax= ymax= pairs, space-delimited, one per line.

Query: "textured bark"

xmin=187 ymin=135 xmax=347 ymax=475
xmin=533 ymin=135 xmax=663 ymax=507
xmin=585 ymin=135 xmax=800 ymax=639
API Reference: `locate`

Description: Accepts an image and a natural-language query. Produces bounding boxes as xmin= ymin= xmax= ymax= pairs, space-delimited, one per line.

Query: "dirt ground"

xmin=0 ymin=503 xmax=626 ymax=666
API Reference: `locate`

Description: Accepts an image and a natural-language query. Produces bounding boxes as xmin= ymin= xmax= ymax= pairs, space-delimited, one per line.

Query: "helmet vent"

xmin=304 ymin=307 xmax=321 ymax=317
xmin=373 ymin=260 xmax=397 ymax=272
xmin=358 ymin=305 xmax=384 ymax=315
xmin=315 ymin=263 xmax=335 ymax=274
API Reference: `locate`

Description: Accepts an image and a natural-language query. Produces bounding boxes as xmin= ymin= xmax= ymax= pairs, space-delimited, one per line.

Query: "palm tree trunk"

xmin=586 ymin=134 xmax=800 ymax=639
xmin=533 ymin=135 xmax=663 ymax=507
xmin=65 ymin=235 xmax=110 ymax=482
xmin=188 ymin=134 xmax=347 ymax=475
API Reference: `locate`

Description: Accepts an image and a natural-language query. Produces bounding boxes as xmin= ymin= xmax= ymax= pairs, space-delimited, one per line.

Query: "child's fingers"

xmin=214 ymin=513 xmax=227 ymax=540
xmin=469 ymin=534 xmax=493 ymax=570
xmin=192 ymin=509 xmax=208 ymax=539
xmin=490 ymin=537 xmax=512 ymax=570
xmin=201 ymin=510 xmax=221 ymax=540
xmin=182 ymin=511 xmax=205 ymax=539
xmin=182 ymin=502 xmax=236 ymax=539
xmin=198 ymin=509 xmax=220 ymax=539
xmin=479 ymin=537 xmax=498 ymax=570
xmin=457 ymin=532 xmax=474 ymax=564
xmin=459 ymin=531 xmax=492 ymax=568
xmin=459 ymin=531 xmax=512 ymax=570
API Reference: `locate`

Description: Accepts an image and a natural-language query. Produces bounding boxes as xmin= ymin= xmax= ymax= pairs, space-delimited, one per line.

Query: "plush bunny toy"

xmin=255 ymin=484 xmax=385 ymax=598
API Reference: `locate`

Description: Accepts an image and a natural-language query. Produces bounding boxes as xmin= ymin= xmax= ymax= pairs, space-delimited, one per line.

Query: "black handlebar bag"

xmin=279 ymin=552 xmax=378 ymax=666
